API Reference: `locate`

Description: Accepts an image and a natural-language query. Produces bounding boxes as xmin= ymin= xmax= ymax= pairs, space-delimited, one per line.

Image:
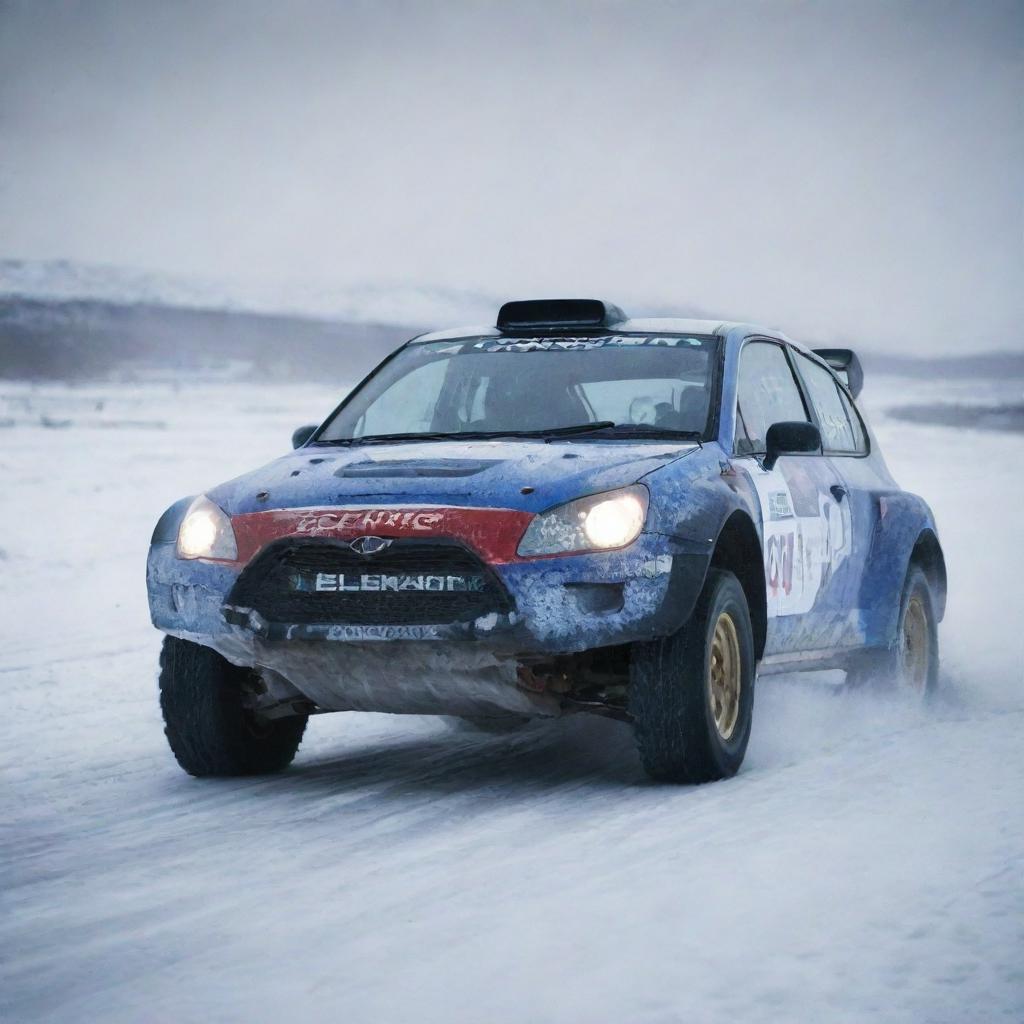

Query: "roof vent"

xmin=496 ymin=298 xmax=627 ymax=333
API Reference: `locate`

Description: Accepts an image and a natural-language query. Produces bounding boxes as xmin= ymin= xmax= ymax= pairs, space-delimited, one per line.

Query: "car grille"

xmin=227 ymin=538 xmax=513 ymax=626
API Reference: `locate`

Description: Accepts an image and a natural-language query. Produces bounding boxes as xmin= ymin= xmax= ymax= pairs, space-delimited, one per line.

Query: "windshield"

xmin=317 ymin=333 xmax=719 ymax=443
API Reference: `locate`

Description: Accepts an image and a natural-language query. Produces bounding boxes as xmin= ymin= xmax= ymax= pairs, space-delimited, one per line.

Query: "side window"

xmin=837 ymin=388 xmax=868 ymax=453
xmin=795 ymin=354 xmax=862 ymax=454
xmin=734 ymin=341 xmax=809 ymax=455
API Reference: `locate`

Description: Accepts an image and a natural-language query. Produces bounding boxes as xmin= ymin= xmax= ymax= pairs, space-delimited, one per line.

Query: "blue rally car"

xmin=148 ymin=299 xmax=946 ymax=783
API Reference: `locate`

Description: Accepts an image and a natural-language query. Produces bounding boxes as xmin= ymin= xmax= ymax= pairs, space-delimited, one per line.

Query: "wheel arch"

xmin=910 ymin=528 xmax=947 ymax=622
xmin=709 ymin=510 xmax=766 ymax=660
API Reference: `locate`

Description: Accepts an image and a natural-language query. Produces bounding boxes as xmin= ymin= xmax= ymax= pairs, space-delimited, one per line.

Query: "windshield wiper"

xmin=533 ymin=421 xmax=617 ymax=437
xmin=312 ymin=422 xmax=702 ymax=446
xmin=314 ymin=431 xmax=470 ymax=446
xmin=313 ymin=423 xmax=618 ymax=446
xmin=580 ymin=424 xmax=704 ymax=442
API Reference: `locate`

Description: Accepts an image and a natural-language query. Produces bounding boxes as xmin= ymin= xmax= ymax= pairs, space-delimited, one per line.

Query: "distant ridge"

xmin=0 ymin=257 xmax=496 ymax=381
xmin=2 ymin=258 xmax=1021 ymax=383
xmin=0 ymin=258 xmax=499 ymax=328
xmin=860 ymin=350 xmax=1024 ymax=379
xmin=0 ymin=296 xmax=414 ymax=382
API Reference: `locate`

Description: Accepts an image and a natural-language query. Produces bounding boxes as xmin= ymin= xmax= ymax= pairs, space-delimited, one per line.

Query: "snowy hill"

xmin=3 ymin=258 xmax=1023 ymax=385
xmin=0 ymin=258 xmax=494 ymax=382
xmin=0 ymin=257 xmax=500 ymax=327
xmin=0 ymin=293 xmax=413 ymax=382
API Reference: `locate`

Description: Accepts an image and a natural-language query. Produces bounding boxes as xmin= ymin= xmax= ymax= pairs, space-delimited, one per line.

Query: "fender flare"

xmin=151 ymin=495 xmax=197 ymax=545
xmin=709 ymin=509 xmax=767 ymax=660
xmin=860 ymin=494 xmax=945 ymax=645
xmin=656 ymin=505 xmax=765 ymax=658
xmin=910 ymin=527 xmax=947 ymax=621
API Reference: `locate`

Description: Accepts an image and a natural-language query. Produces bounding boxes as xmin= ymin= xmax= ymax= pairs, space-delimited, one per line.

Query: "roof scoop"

xmin=496 ymin=298 xmax=627 ymax=333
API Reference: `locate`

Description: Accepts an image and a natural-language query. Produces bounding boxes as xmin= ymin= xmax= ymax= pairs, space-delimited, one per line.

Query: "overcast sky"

xmin=1 ymin=0 xmax=1021 ymax=352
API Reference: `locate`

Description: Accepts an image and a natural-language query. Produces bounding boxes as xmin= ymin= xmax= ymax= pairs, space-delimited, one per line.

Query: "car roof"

xmin=411 ymin=317 xmax=742 ymax=344
xmin=408 ymin=317 xmax=830 ymax=358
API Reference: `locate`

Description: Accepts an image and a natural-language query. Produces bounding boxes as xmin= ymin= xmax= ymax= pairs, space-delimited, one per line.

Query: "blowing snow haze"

xmin=0 ymin=0 xmax=1021 ymax=356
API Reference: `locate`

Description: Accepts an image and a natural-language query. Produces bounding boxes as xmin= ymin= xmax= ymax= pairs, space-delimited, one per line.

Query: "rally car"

xmin=148 ymin=298 xmax=946 ymax=783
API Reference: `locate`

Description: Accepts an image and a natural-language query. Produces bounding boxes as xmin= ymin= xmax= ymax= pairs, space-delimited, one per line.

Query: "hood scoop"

xmin=334 ymin=459 xmax=502 ymax=480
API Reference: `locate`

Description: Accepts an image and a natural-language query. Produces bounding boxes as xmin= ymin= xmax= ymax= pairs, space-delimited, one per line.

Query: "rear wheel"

xmin=847 ymin=564 xmax=939 ymax=695
xmin=159 ymin=636 xmax=307 ymax=777
xmin=629 ymin=569 xmax=755 ymax=783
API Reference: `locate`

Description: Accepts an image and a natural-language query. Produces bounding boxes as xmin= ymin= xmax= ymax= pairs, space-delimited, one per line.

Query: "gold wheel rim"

xmin=901 ymin=594 xmax=930 ymax=692
xmin=709 ymin=611 xmax=742 ymax=740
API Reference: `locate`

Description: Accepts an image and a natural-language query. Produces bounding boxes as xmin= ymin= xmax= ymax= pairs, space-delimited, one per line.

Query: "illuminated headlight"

xmin=176 ymin=496 xmax=237 ymax=560
xmin=517 ymin=485 xmax=649 ymax=557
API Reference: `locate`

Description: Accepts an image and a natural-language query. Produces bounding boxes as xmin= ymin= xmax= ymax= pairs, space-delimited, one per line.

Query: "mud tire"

xmin=630 ymin=569 xmax=755 ymax=783
xmin=159 ymin=636 xmax=307 ymax=777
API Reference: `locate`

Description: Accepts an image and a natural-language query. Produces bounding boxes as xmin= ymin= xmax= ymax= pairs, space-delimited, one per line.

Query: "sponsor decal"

xmin=295 ymin=509 xmax=444 ymax=534
xmin=230 ymin=505 xmax=535 ymax=565
xmin=322 ymin=624 xmax=444 ymax=640
xmin=291 ymin=572 xmax=486 ymax=594
xmin=768 ymin=491 xmax=794 ymax=520
xmin=464 ymin=335 xmax=705 ymax=353
xmin=744 ymin=460 xmax=852 ymax=618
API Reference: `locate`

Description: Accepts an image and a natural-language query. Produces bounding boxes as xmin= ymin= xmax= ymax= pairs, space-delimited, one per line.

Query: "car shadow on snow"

xmin=279 ymin=672 xmax=950 ymax=792
xmin=163 ymin=674 xmax=954 ymax=803
xmin=283 ymin=713 xmax=647 ymax=795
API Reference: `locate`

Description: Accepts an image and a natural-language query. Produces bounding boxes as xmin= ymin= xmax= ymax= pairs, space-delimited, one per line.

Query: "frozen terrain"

xmin=1 ymin=377 xmax=1022 ymax=1023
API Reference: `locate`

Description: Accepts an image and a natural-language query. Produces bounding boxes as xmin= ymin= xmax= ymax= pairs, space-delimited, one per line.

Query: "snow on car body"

xmin=148 ymin=299 xmax=946 ymax=782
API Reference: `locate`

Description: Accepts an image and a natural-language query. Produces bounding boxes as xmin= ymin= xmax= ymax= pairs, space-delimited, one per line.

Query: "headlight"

xmin=517 ymin=485 xmax=649 ymax=557
xmin=176 ymin=496 xmax=237 ymax=560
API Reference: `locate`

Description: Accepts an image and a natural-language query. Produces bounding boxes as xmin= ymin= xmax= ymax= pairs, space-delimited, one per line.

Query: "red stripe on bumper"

xmin=230 ymin=506 xmax=534 ymax=565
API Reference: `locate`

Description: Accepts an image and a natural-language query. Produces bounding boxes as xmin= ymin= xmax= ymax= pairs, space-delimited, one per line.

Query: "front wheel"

xmin=159 ymin=636 xmax=307 ymax=777
xmin=629 ymin=569 xmax=756 ymax=783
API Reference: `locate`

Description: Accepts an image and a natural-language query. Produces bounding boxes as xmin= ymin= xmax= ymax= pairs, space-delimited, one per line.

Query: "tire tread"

xmin=630 ymin=569 xmax=754 ymax=784
xmin=159 ymin=636 xmax=307 ymax=777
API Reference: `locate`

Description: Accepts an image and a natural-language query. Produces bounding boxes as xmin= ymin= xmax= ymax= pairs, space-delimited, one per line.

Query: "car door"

xmin=732 ymin=339 xmax=853 ymax=656
xmin=790 ymin=350 xmax=871 ymax=646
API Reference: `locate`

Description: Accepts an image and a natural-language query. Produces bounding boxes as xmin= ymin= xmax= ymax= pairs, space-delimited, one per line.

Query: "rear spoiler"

xmin=813 ymin=348 xmax=863 ymax=398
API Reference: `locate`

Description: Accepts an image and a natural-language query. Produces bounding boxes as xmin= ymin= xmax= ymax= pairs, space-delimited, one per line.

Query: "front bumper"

xmin=147 ymin=531 xmax=710 ymax=656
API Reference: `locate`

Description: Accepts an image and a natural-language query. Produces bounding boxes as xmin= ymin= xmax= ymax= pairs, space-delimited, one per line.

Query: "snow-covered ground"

xmin=1 ymin=377 xmax=1022 ymax=1023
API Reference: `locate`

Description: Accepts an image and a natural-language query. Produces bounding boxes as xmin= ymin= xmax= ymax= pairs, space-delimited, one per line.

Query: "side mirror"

xmin=764 ymin=421 xmax=821 ymax=470
xmin=291 ymin=424 xmax=318 ymax=449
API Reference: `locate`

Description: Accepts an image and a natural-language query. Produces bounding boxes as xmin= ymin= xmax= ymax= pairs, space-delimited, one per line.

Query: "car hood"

xmin=207 ymin=438 xmax=699 ymax=517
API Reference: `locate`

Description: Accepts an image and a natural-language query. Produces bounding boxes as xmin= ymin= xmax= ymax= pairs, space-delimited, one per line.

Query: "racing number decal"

xmin=745 ymin=462 xmax=852 ymax=618
xmin=766 ymin=531 xmax=794 ymax=598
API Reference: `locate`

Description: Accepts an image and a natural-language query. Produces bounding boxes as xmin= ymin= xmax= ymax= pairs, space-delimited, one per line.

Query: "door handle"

xmin=830 ymin=484 xmax=847 ymax=502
